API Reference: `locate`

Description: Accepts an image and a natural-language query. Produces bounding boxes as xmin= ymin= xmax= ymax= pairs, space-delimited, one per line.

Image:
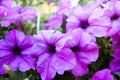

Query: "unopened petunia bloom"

xmin=32 ymin=30 xmax=76 ymax=80
xmin=89 ymin=69 xmax=114 ymax=80
xmin=0 ymin=5 xmax=36 ymax=27
xmin=0 ymin=29 xmax=36 ymax=74
xmin=57 ymin=28 xmax=99 ymax=76
xmin=66 ymin=5 xmax=111 ymax=37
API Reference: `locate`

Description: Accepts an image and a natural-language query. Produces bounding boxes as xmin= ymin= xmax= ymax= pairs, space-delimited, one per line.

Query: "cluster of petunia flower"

xmin=0 ymin=0 xmax=120 ymax=80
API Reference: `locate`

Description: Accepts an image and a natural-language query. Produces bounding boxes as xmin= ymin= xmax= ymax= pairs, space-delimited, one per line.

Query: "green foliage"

xmin=0 ymin=26 xmax=14 ymax=39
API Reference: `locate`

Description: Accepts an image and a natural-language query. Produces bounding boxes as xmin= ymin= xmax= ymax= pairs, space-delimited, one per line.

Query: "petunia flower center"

xmin=71 ymin=46 xmax=80 ymax=53
xmin=48 ymin=44 xmax=56 ymax=54
xmin=80 ymin=20 xmax=89 ymax=29
xmin=111 ymin=14 xmax=119 ymax=21
xmin=12 ymin=46 xmax=22 ymax=55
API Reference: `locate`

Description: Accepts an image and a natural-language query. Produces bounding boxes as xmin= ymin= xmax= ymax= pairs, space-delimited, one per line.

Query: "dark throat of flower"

xmin=48 ymin=44 xmax=56 ymax=54
xmin=12 ymin=46 xmax=22 ymax=55
xmin=71 ymin=46 xmax=80 ymax=53
xmin=80 ymin=20 xmax=89 ymax=29
xmin=111 ymin=14 xmax=119 ymax=21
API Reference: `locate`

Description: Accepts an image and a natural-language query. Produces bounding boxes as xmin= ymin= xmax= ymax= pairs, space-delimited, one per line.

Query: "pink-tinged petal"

xmin=57 ymin=0 xmax=71 ymax=14
xmin=44 ymin=14 xmax=63 ymax=29
xmin=0 ymin=0 xmax=13 ymax=8
xmin=54 ymin=48 xmax=76 ymax=74
xmin=115 ymin=1 xmax=120 ymax=15
xmin=67 ymin=28 xmax=82 ymax=43
xmin=72 ymin=6 xmax=85 ymax=19
xmin=33 ymin=32 xmax=46 ymax=44
xmin=20 ymin=6 xmax=36 ymax=21
xmin=37 ymin=53 xmax=56 ymax=80
xmin=89 ymin=8 xmax=104 ymax=21
xmin=105 ymin=1 xmax=114 ymax=10
xmin=72 ymin=57 xmax=89 ymax=76
xmin=18 ymin=55 xmax=36 ymax=72
xmin=31 ymin=43 xmax=48 ymax=56
xmin=90 ymin=69 xmax=114 ymax=80
xmin=56 ymin=34 xmax=72 ymax=51
xmin=39 ymin=30 xmax=63 ymax=44
xmin=91 ymin=0 xmax=109 ymax=9
xmin=36 ymin=53 xmax=50 ymax=68
xmin=90 ymin=17 xmax=110 ymax=27
xmin=80 ymin=43 xmax=99 ymax=62
xmin=5 ymin=6 xmax=20 ymax=20
xmin=86 ymin=26 xmax=110 ymax=37
xmin=103 ymin=9 xmax=114 ymax=18
xmin=107 ymin=21 xmax=120 ymax=36
xmin=66 ymin=22 xmax=79 ymax=31
xmin=0 ymin=20 xmax=11 ymax=27
xmin=110 ymin=58 xmax=120 ymax=73
xmin=80 ymin=31 xmax=93 ymax=46
xmin=60 ymin=29 xmax=82 ymax=48
xmin=5 ymin=13 xmax=20 ymax=20
xmin=12 ymin=5 xmax=21 ymax=14
xmin=5 ymin=29 xmax=25 ymax=45
xmin=67 ymin=15 xmax=79 ymax=23
xmin=49 ymin=31 xmax=63 ymax=45
xmin=37 ymin=30 xmax=56 ymax=42
xmin=19 ymin=36 xmax=34 ymax=50
xmin=0 ymin=6 xmax=8 ymax=18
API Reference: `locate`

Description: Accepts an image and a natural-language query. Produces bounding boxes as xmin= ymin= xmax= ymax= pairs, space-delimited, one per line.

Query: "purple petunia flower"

xmin=44 ymin=0 xmax=79 ymax=30
xmin=102 ymin=0 xmax=120 ymax=36
xmin=0 ymin=5 xmax=36 ymax=28
xmin=110 ymin=58 xmax=120 ymax=76
xmin=93 ymin=0 xmax=110 ymax=8
xmin=57 ymin=28 xmax=99 ymax=76
xmin=0 ymin=29 xmax=36 ymax=74
xmin=111 ymin=33 xmax=120 ymax=49
xmin=89 ymin=69 xmax=114 ymax=80
xmin=0 ymin=0 xmax=13 ymax=18
xmin=57 ymin=0 xmax=76 ymax=14
xmin=0 ymin=6 xmax=8 ymax=18
xmin=66 ymin=5 xmax=111 ymax=37
xmin=32 ymin=30 xmax=76 ymax=80
xmin=110 ymin=47 xmax=120 ymax=76
xmin=44 ymin=13 xmax=63 ymax=29
xmin=110 ymin=30 xmax=120 ymax=76
xmin=0 ymin=0 xmax=13 ymax=8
